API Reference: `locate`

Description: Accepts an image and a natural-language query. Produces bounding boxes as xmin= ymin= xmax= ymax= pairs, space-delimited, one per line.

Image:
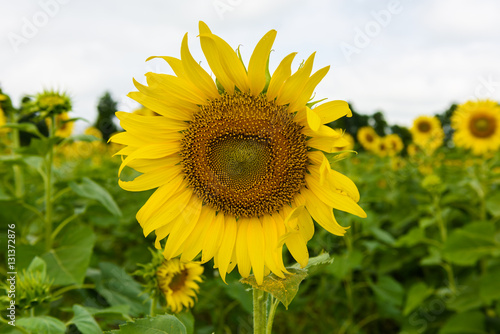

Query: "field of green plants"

xmin=1 ymin=90 xmax=500 ymax=334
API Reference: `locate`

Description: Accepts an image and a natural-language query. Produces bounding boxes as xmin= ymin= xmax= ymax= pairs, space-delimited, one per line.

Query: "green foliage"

xmin=107 ymin=314 xmax=187 ymax=334
xmin=95 ymin=91 xmax=118 ymax=142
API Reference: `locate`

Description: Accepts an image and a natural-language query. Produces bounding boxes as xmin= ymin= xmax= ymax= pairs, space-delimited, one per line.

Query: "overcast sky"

xmin=2 ymin=0 xmax=500 ymax=132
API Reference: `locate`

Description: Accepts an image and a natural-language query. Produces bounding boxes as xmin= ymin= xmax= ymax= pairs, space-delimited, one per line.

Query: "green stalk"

xmin=10 ymin=113 xmax=24 ymax=198
xmin=253 ymin=287 xmax=266 ymax=334
xmin=44 ymin=114 xmax=55 ymax=251
xmin=150 ymin=294 xmax=157 ymax=317
xmin=266 ymin=298 xmax=279 ymax=334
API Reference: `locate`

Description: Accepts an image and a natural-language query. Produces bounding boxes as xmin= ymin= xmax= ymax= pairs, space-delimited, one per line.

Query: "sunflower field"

xmin=1 ymin=24 xmax=500 ymax=334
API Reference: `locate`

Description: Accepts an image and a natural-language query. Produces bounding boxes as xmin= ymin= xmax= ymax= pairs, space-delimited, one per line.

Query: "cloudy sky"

xmin=2 ymin=0 xmax=500 ymax=131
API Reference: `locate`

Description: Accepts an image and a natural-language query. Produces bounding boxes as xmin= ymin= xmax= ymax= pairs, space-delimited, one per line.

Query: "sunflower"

xmin=332 ymin=129 xmax=355 ymax=152
xmin=47 ymin=112 xmax=73 ymax=138
xmin=157 ymin=258 xmax=203 ymax=313
xmin=407 ymin=143 xmax=420 ymax=157
xmin=385 ymin=134 xmax=403 ymax=156
xmin=451 ymin=100 xmax=500 ymax=155
xmin=357 ymin=126 xmax=379 ymax=151
xmin=373 ymin=137 xmax=389 ymax=157
xmin=111 ymin=22 xmax=366 ymax=285
xmin=0 ymin=105 xmax=8 ymax=135
xmin=410 ymin=116 xmax=444 ymax=153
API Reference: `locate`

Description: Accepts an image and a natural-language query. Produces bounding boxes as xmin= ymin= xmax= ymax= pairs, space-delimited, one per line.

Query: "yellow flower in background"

xmin=156 ymin=259 xmax=203 ymax=313
xmin=374 ymin=137 xmax=389 ymax=157
xmin=111 ymin=22 xmax=366 ymax=285
xmin=0 ymin=105 xmax=8 ymax=135
xmin=451 ymin=100 xmax=500 ymax=155
xmin=407 ymin=143 xmax=421 ymax=157
xmin=48 ymin=112 xmax=73 ymax=138
xmin=357 ymin=126 xmax=379 ymax=151
xmin=84 ymin=126 xmax=103 ymax=140
xmin=385 ymin=134 xmax=403 ymax=156
xmin=410 ymin=116 xmax=444 ymax=153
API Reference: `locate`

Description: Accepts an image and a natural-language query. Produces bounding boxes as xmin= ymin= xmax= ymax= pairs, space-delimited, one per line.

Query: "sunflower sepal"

xmin=240 ymin=253 xmax=333 ymax=309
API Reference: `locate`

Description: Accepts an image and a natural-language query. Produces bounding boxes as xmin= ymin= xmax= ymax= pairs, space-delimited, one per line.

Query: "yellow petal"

xmin=116 ymin=111 xmax=188 ymax=132
xmin=162 ymin=195 xmax=203 ymax=259
xmin=235 ymin=218 xmax=251 ymax=278
xmin=128 ymin=90 xmax=195 ymax=121
xmin=146 ymin=56 xmax=186 ymax=78
xmin=119 ymin=165 xmax=182 ymax=192
xmin=247 ymin=217 xmax=265 ymax=285
xmin=145 ymin=73 xmax=208 ymax=105
xmin=305 ymin=174 xmax=366 ymax=218
xmin=306 ymin=107 xmax=322 ymax=132
xmin=217 ymin=215 xmax=237 ymax=283
xmin=180 ymin=205 xmax=216 ymax=262
xmin=307 ymin=135 xmax=350 ymax=153
xmin=118 ymin=142 xmax=180 ymax=176
xmin=126 ymin=155 xmax=181 ymax=174
xmin=285 ymin=233 xmax=309 ymax=268
xmin=141 ymin=183 xmax=192 ymax=236
xmin=266 ymin=52 xmax=296 ymax=101
xmin=301 ymin=188 xmax=349 ymax=236
xmin=248 ymin=30 xmax=277 ymax=96
xmin=262 ymin=215 xmax=285 ymax=278
xmin=287 ymin=66 xmax=330 ymax=112
xmin=198 ymin=21 xmax=235 ymax=94
xmin=136 ymin=174 xmax=184 ymax=223
xmin=313 ymin=100 xmax=352 ymax=124
xmin=201 ymin=212 xmax=225 ymax=263
xmin=199 ymin=32 xmax=249 ymax=92
xmin=276 ymin=52 xmax=315 ymax=105
xmin=181 ymin=33 xmax=219 ymax=99
xmin=154 ymin=222 xmax=175 ymax=249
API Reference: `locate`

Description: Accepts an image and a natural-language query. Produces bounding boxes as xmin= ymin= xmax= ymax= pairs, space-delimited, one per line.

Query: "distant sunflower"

xmin=374 ymin=137 xmax=389 ymax=157
xmin=157 ymin=258 xmax=203 ymax=313
xmin=48 ymin=112 xmax=73 ymax=138
xmin=407 ymin=143 xmax=420 ymax=157
xmin=385 ymin=134 xmax=403 ymax=156
xmin=112 ymin=22 xmax=366 ymax=285
xmin=357 ymin=126 xmax=379 ymax=151
xmin=410 ymin=116 xmax=444 ymax=152
xmin=452 ymin=100 xmax=500 ymax=155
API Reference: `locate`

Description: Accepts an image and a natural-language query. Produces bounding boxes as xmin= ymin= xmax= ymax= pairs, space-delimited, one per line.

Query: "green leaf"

xmin=443 ymin=222 xmax=498 ymax=265
xmin=370 ymin=226 xmax=396 ymax=246
xmin=438 ymin=311 xmax=486 ymax=334
xmin=90 ymin=262 xmax=151 ymax=317
xmin=486 ymin=191 xmax=500 ymax=217
xmin=420 ymin=247 xmax=442 ymax=266
xmin=108 ymin=314 xmax=186 ymax=334
xmin=60 ymin=134 xmax=99 ymax=145
xmin=42 ymin=225 xmax=96 ymax=285
xmin=369 ymin=275 xmax=404 ymax=307
xmin=2 ymin=122 xmax=43 ymax=137
xmin=17 ymin=316 xmax=66 ymax=334
xmin=479 ymin=266 xmax=500 ymax=304
xmin=85 ymin=304 xmax=131 ymax=317
xmin=240 ymin=268 xmax=308 ymax=309
xmin=70 ymin=177 xmax=122 ymax=217
xmin=241 ymin=253 xmax=333 ymax=309
xmin=175 ymin=311 xmax=194 ymax=334
xmin=327 ymin=249 xmax=362 ymax=280
xmin=70 ymin=305 xmax=102 ymax=334
xmin=27 ymin=256 xmax=47 ymax=279
xmin=403 ymin=282 xmax=434 ymax=315
xmin=396 ymin=228 xmax=426 ymax=247
xmin=447 ymin=280 xmax=483 ymax=312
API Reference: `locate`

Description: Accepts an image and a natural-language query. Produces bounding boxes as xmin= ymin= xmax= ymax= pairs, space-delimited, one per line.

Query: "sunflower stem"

xmin=266 ymin=297 xmax=279 ymax=334
xmin=253 ymin=287 xmax=266 ymax=334
xmin=44 ymin=114 xmax=55 ymax=252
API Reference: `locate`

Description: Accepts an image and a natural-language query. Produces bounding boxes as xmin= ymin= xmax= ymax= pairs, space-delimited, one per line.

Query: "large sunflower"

xmin=452 ymin=100 xmax=500 ymax=155
xmin=410 ymin=116 xmax=444 ymax=152
xmin=112 ymin=22 xmax=366 ymax=285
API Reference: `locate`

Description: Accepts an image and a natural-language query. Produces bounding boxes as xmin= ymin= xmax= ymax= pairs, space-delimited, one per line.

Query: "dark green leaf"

xmin=396 ymin=228 xmax=426 ymax=247
xmin=175 ymin=311 xmax=194 ymax=334
xmin=70 ymin=177 xmax=122 ymax=217
xmin=90 ymin=262 xmax=151 ymax=317
xmin=70 ymin=305 xmax=102 ymax=334
xmin=403 ymin=282 xmax=434 ymax=315
xmin=443 ymin=222 xmax=498 ymax=265
xmin=438 ymin=311 xmax=486 ymax=334
xmin=369 ymin=275 xmax=404 ymax=307
xmin=479 ymin=266 xmax=500 ymax=304
xmin=17 ymin=316 xmax=66 ymax=334
xmin=42 ymin=225 xmax=96 ymax=285
xmin=108 ymin=314 xmax=186 ymax=334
